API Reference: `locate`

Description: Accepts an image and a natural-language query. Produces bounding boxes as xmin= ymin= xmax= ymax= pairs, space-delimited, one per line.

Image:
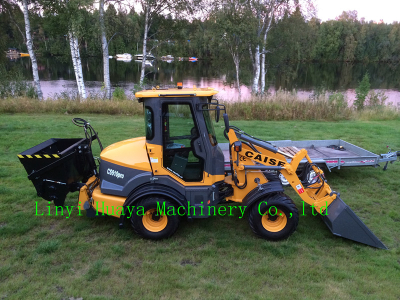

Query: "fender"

xmin=119 ymin=183 xmax=187 ymax=227
xmin=242 ymin=181 xmax=285 ymax=209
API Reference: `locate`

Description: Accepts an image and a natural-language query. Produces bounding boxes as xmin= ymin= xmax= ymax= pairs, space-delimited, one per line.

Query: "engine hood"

xmin=100 ymin=137 xmax=152 ymax=172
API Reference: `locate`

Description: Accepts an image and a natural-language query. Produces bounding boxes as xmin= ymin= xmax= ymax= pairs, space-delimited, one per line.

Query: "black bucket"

xmin=321 ymin=196 xmax=387 ymax=249
xmin=18 ymin=138 xmax=96 ymax=206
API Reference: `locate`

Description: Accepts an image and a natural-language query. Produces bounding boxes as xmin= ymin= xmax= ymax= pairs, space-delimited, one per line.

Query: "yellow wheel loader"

xmin=18 ymin=85 xmax=387 ymax=249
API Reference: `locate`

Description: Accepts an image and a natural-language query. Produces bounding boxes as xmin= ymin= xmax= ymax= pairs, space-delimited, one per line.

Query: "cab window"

xmin=162 ymin=103 xmax=204 ymax=182
xmin=144 ymin=106 xmax=154 ymax=140
xmin=202 ymin=105 xmax=218 ymax=146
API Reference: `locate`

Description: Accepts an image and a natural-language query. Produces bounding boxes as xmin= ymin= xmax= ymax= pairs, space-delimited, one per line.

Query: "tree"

xmin=21 ymin=0 xmax=43 ymax=99
xmin=212 ymin=0 xmax=255 ymax=99
xmin=99 ymin=0 xmax=111 ymax=99
xmin=134 ymin=0 xmax=189 ymax=85
xmin=354 ymin=72 xmax=370 ymax=110
xmin=41 ymin=0 xmax=90 ymax=99
xmin=248 ymin=0 xmax=293 ymax=94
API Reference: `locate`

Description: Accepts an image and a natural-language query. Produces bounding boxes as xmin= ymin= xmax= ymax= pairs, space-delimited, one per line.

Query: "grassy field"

xmin=1 ymin=95 xmax=399 ymax=122
xmin=0 ymin=114 xmax=399 ymax=300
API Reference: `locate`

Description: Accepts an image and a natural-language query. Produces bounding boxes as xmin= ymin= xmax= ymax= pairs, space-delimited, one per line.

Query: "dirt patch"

xmin=180 ymin=259 xmax=198 ymax=266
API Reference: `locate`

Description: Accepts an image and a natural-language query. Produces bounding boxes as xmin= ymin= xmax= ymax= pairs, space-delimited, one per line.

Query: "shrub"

xmin=328 ymin=92 xmax=347 ymax=108
xmin=354 ymin=73 xmax=370 ymax=110
xmin=112 ymin=87 xmax=126 ymax=100
xmin=366 ymin=90 xmax=387 ymax=108
xmin=0 ymin=65 xmax=34 ymax=99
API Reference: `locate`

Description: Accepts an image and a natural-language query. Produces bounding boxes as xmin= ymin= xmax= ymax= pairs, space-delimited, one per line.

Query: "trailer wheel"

xmin=131 ymin=197 xmax=179 ymax=240
xmin=248 ymin=193 xmax=299 ymax=241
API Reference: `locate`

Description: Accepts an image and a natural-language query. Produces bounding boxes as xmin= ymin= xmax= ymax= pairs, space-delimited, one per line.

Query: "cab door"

xmin=162 ymin=102 xmax=205 ymax=182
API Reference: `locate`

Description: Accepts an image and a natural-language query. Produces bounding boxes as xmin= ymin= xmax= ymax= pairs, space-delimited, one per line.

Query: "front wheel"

xmin=131 ymin=197 xmax=179 ymax=240
xmin=248 ymin=193 xmax=299 ymax=241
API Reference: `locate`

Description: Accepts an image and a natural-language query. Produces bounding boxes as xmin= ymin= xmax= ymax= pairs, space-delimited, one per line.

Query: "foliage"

xmin=366 ymin=90 xmax=388 ymax=108
xmin=2 ymin=3 xmax=400 ymax=64
xmin=328 ymin=92 xmax=347 ymax=108
xmin=112 ymin=86 xmax=126 ymax=100
xmin=0 ymin=65 xmax=33 ymax=99
xmin=354 ymin=72 xmax=370 ymax=110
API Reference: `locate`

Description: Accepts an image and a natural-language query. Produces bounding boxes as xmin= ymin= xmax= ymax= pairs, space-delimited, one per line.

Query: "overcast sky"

xmin=314 ymin=0 xmax=400 ymax=23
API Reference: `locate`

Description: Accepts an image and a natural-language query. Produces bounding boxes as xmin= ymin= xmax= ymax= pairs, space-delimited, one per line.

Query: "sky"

xmin=314 ymin=0 xmax=400 ymax=23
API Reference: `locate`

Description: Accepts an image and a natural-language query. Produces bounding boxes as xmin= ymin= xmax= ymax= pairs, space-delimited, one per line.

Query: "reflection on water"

xmin=6 ymin=57 xmax=400 ymax=105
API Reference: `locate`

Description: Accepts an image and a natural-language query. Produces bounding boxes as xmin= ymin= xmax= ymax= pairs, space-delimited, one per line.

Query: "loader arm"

xmin=225 ymin=127 xmax=387 ymax=249
xmin=226 ymin=128 xmax=336 ymax=213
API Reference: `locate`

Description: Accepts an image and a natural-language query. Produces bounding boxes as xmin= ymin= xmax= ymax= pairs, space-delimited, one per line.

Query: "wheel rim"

xmin=261 ymin=209 xmax=287 ymax=232
xmin=142 ymin=208 xmax=168 ymax=232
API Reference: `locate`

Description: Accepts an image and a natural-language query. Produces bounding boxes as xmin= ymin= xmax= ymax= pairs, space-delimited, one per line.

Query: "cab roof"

xmin=135 ymin=87 xmax=218 ymax=100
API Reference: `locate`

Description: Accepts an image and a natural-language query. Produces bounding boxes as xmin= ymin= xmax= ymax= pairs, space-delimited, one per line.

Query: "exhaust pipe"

xmin=321 ymin=195 xmax=387 ymax=249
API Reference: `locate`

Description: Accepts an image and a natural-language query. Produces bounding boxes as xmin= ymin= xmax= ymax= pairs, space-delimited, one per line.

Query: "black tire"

xmin=248 ymin=193 xmax=299 ymax=241
xmin=131 ymin=197 xmax=180 ymax=240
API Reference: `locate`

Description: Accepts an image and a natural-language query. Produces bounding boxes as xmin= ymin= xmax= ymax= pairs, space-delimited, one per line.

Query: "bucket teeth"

xmin=321 ymin=196 xmax=388 ymax=249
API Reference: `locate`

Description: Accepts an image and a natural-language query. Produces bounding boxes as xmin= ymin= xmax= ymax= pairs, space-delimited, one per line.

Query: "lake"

xmin=6 ymin=56 xmax=400 ymax=106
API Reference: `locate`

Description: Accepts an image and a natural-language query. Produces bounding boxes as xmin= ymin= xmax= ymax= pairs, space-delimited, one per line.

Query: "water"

xmin=6 ymin=56 xmax=400 ymax=106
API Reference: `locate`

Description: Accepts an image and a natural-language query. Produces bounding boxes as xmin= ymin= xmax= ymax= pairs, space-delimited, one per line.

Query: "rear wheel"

xmin=131 ymin=197 xmax=179 ymax=240
xmin=248 ymin=193 xmax=299 ymax=241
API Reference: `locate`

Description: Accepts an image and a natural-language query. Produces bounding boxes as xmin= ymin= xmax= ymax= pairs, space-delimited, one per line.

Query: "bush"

xmin=0 ymin=65 xmax=34 ymax=99
xmin=328 ymin=92 xmax=347 ymax=108
xmin=26 ymin=84 xmax=38 ymax=99
xmin=354 ymin=73 xmax=370 ymax=110
xmin=112 ymin=87 xmax=126 ymax=100
xmin=366 ymin=90 xmax=387 ymax=108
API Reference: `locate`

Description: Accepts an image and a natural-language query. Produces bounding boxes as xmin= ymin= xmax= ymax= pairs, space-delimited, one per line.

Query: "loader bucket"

xmin=321 ymin=196 xmax=388 ymax=249
xmin=18 ymin=138 xmax=96 ymax=206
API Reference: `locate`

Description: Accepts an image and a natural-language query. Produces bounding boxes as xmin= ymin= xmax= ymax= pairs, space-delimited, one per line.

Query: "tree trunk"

xmin=99 ymin=0 xmax=111 ymax=99
xmin=68 ymin=31 xmax=80 ymax=96
xmin=234 ymin=55 xmax=241 ymax=100
xmin=69 ymin=30 xmax=86 ymax=99
xmin=260 ymin=4 xmax=275 ymax=94
xmin=140 ymin=8 xmax=149 ymax=85
xmin=260 ymin=48 xmax=266 ymax=94
xmin=22 ymin=0 xmax=43 ymax=100
xmin=252 ymin=44 xmax=260 ymax=94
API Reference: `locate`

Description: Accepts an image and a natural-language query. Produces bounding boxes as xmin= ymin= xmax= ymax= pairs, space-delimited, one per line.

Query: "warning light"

xmin=177 ymin=82 xmax=183 ymax=89
xmin=234 ymin=141 xmax=242 ymax=152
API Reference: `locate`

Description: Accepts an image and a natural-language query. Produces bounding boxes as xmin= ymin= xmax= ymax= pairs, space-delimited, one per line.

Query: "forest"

xmin=1 ymin=0 xmax=400 ymax=99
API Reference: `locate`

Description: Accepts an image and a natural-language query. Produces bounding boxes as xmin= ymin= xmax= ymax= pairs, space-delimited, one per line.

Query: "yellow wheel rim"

xmin=261 ymin=209 xmax=287 ymax=232
xmin=142 ymin=208 xmax=168 ymax=232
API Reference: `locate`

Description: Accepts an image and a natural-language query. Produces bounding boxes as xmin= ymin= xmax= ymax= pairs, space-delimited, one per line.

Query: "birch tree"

xmin=41 ymin=0 xmax=89 ymax=99
xmin=134 ymin=0 xmax=185 ymax=85
xmin=21 ymin=0 xmax=43 ymax=100
xmin=99 ymin=0 xmax=111 ymax=99
xmin=249 ymin=0 xmax=315 ymax=94
xmin=68 ymin=29 xmax=86 ymax=98
xmin=212 ymin=0 xmax=255 ymax=100
xmin=248 ymin=0 xmax=289 ymax=94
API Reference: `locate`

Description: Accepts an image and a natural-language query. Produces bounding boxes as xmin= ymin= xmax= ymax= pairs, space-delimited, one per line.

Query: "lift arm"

xmin=227 ymin=128 xmax=336 ymax=213
xmin=225 ymin=127 xmax=387 ymax=249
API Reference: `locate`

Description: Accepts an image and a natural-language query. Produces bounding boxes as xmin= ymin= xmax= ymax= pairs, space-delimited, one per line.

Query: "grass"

xmin=0 ymin=114 xmax=400 ymax=299
xmin=1 ymin=92 xmax=399 ymax=121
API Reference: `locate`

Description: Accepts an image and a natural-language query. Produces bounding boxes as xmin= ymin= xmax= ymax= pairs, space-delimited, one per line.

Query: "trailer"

xmin=221 ymin=139 xmax=399 ymax=179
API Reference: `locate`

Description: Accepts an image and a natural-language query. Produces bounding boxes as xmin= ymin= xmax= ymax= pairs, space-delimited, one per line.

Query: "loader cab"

xmin=136 ymin=86 xmax=225 ymax=185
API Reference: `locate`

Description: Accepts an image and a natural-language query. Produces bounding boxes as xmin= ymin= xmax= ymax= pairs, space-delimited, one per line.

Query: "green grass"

xmin=0 ymin=114 xmax=399 ymax=300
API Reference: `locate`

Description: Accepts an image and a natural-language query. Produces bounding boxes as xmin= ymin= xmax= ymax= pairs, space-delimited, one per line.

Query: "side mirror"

xmin=215 ymin=107 xmax=221 ymax=123
xmin=223 ymin=113 xmax=230 ymax=133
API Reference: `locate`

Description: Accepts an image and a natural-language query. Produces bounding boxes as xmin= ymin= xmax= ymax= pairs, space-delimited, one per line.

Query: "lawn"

xmin=0 ymin=114 xmax=399 ymax=300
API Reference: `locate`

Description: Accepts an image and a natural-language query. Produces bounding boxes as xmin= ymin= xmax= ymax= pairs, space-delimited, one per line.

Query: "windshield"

xmin=202 ymin=105 xmax=218 ymax=146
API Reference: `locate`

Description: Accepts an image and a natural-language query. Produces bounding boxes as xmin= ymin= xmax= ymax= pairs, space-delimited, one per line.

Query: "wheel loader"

xmin=18 ymin=85 xmax=387 ymax=249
